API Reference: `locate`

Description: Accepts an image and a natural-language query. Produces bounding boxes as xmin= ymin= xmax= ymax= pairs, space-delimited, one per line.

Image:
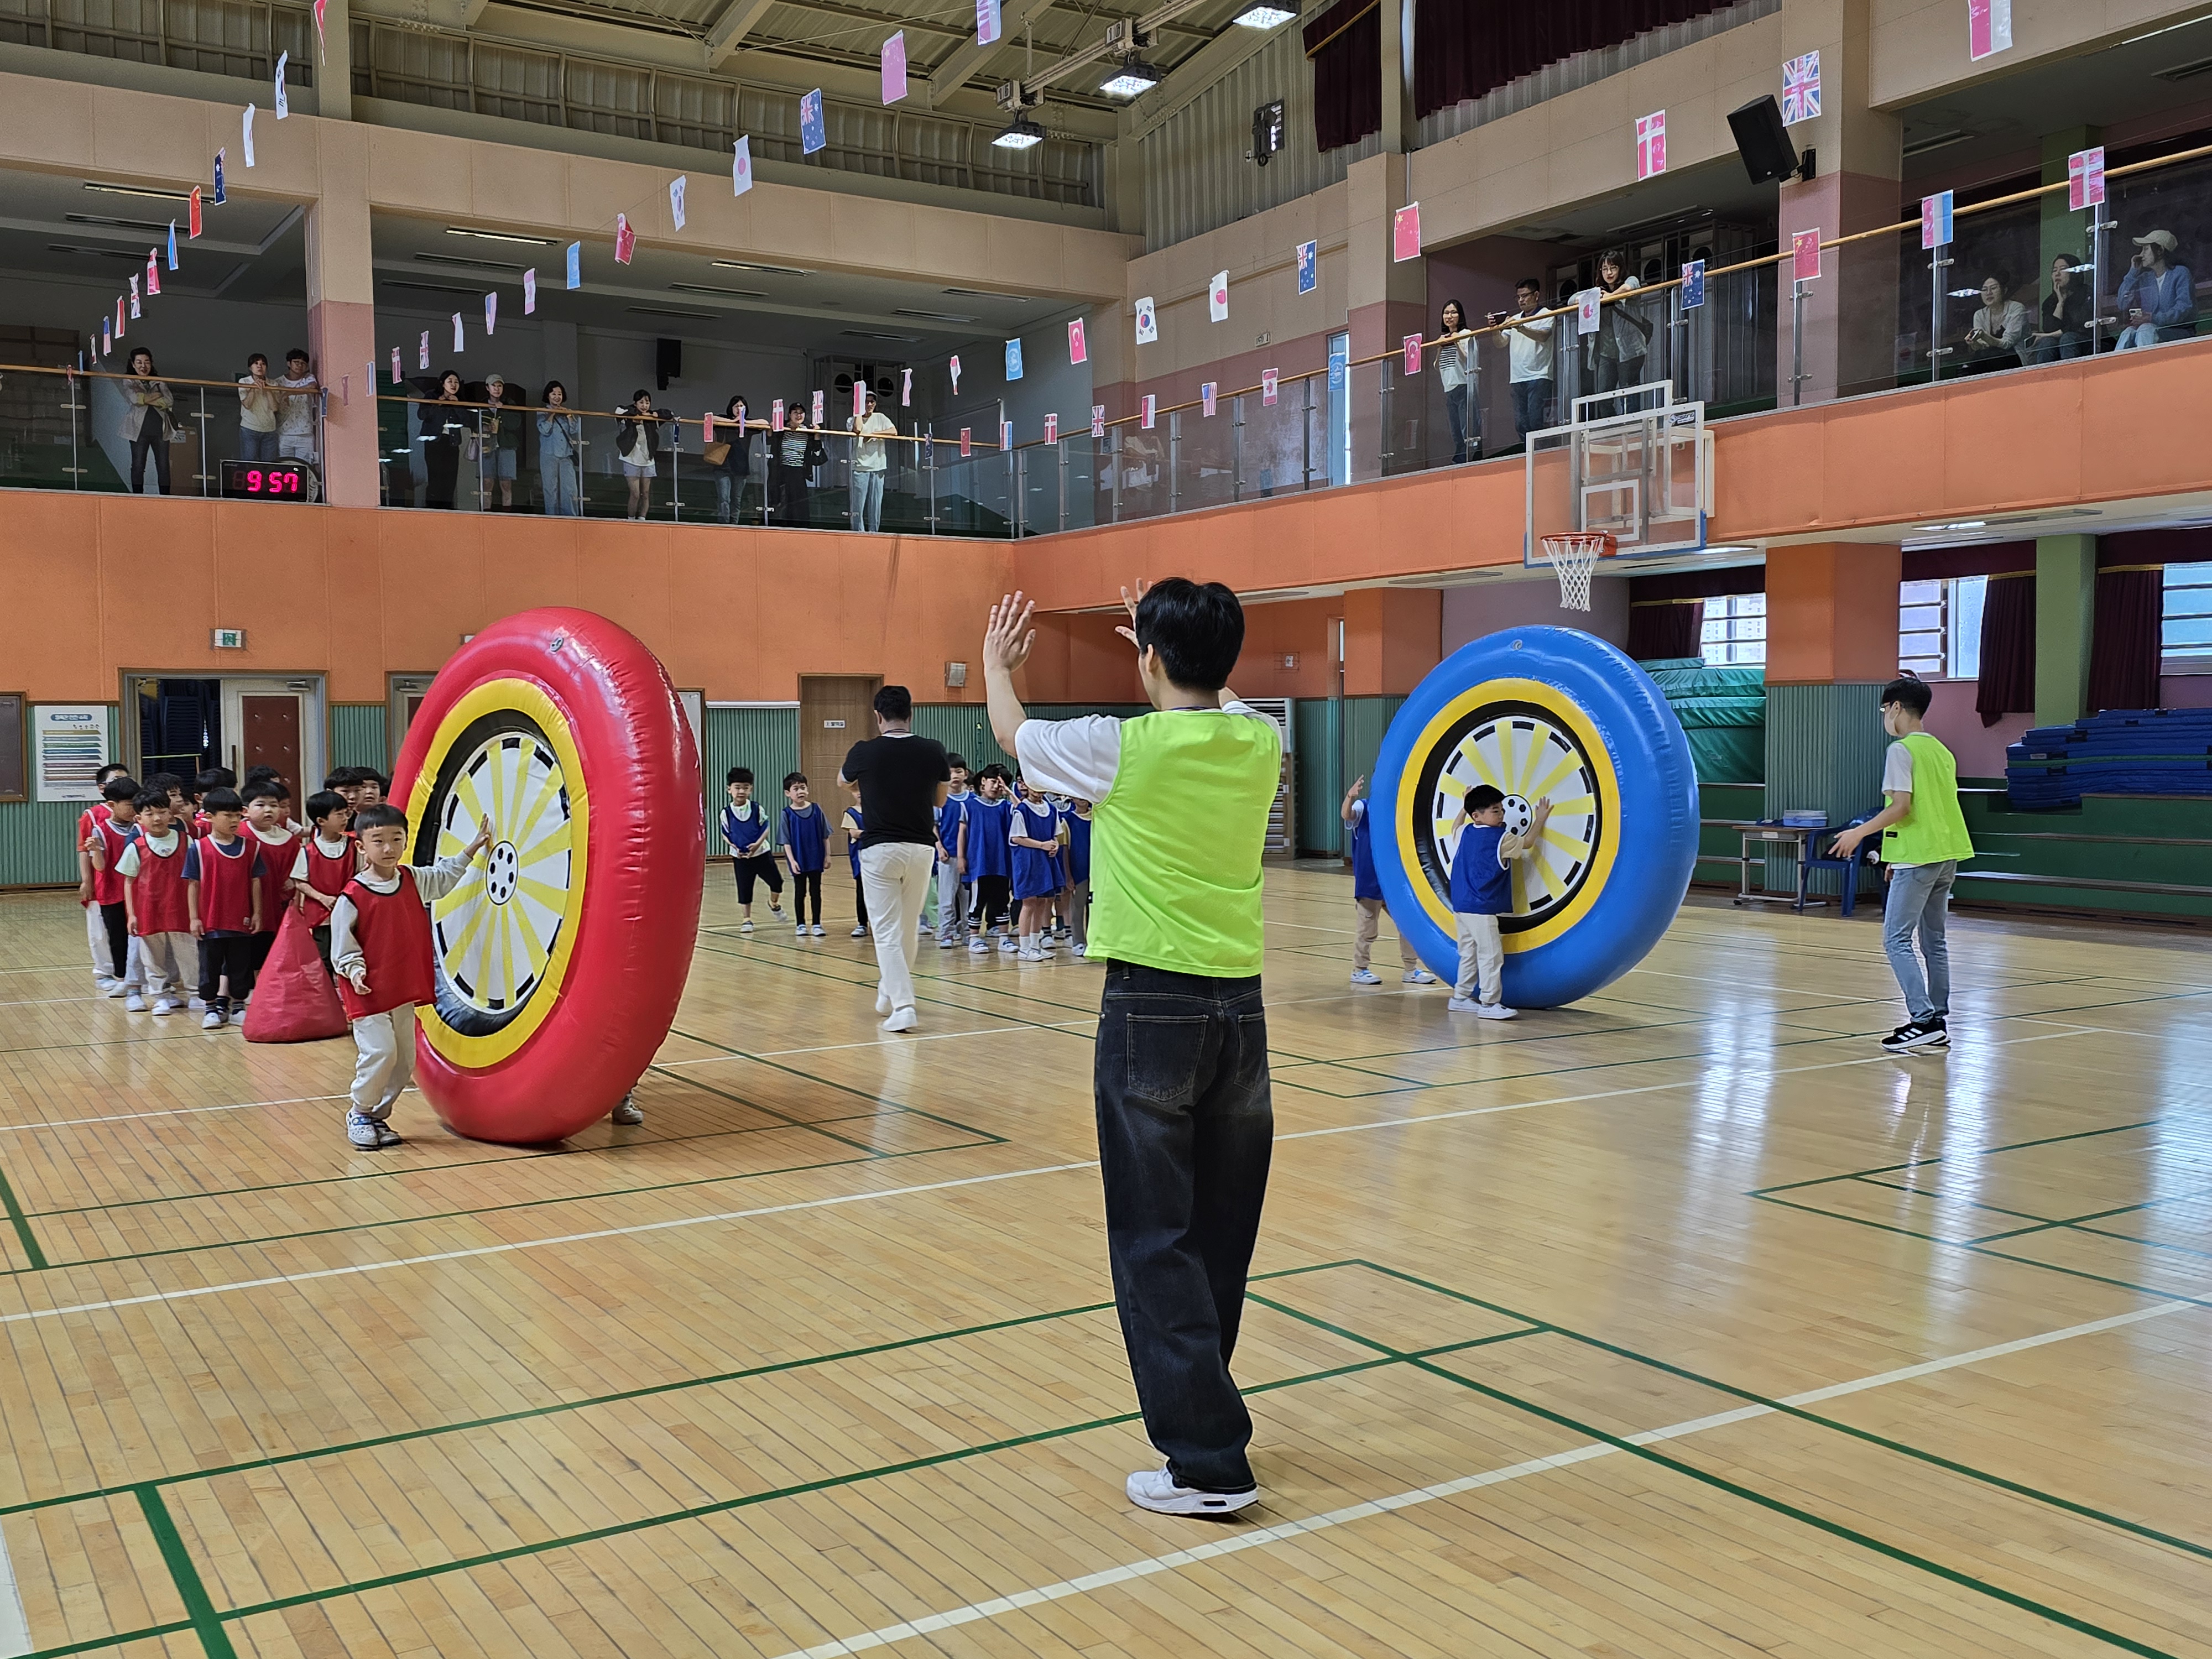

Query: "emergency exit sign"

xmin=212 ymin=628 xmax=246 ymax=649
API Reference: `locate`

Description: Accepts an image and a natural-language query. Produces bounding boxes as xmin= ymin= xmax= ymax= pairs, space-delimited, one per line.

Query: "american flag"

xmin=1782 ymin=51 xmax=1820 ymax=124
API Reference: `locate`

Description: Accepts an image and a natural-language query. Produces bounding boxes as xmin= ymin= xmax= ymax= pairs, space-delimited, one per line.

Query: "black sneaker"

xmin=1882 ymin=1020 xmax=1947 ymax=1054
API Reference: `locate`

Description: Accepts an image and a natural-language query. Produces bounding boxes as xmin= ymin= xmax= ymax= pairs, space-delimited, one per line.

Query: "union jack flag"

xmin=1782 ymin=51 xmax=1820 ymax=124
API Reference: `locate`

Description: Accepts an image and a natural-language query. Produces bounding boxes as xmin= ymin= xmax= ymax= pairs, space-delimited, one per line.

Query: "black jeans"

xmin=973 ymin=874 xmax=1011 ymax=931
xmin=789 ymin=869 xmax=822 ymax=925
xmin=1444 ymin=382 xmax=1473 ymax=463
xmin=130 ymin=416 xmax=171 ymax=494
xmin=1094 ymin=961 xmax=1273 ymax=1493
xmin=99 ymin=901 xmax=130 ymax=982
xmin=196 ymin=933 xmax=258 ymax=1009
xmin=1511 ymin=378 xmax=1551 ymax=440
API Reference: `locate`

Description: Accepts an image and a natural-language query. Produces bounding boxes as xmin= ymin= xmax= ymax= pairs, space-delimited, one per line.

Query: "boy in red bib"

xmin=288 ymin=789 xmax=358 ymax=970
xmin=330 ymin=803 xmax=493 ymax=1150
xmin=185 ymin=787 xmax=265 ymax=1029
xmin=241 ymin=780 xmax=300 ymax=979
xmin=81 ymin=773 xmax=142 ymax=998
xmin=115 ymin=788 xmax=195 ymax=1014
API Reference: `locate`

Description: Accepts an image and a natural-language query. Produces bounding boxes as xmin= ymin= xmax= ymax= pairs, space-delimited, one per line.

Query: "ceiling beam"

xmin=925 ymin=0 xmax=1060 ymax=108
xmin=702 ymin=0 xmax=777 ymax=69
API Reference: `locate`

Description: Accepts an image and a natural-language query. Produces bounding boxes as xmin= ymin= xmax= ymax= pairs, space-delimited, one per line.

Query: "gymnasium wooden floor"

xmin=0 ymin=867 xmax=2208 ymax=1658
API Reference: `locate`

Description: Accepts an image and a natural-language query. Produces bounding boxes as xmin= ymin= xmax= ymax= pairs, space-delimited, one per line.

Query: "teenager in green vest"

xmin=1829 ymin=675 xmax=1975 ymax=1054
xmin=983 ymin=577 xmax=1283 ymax=1517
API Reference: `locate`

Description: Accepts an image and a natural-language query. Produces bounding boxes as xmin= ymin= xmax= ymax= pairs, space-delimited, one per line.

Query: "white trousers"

xmin=1453 ymin=912 xmax=1504 ymax=1004
xmin=350 ymin=1005 xmax=418 ymax=1119
xmin=859 ymin=842 xmax=936 ymax=1018
xmin=129 ymin=931 xmax=192 ymax=999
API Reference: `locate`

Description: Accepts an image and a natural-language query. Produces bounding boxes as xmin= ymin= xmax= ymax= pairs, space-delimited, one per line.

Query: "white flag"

xmin=732 ymin=136 xmax=754 ymax=197
xmin=484 ymin=291 xmax=497 ymax=335
xmin=418 ymin=330 xmax=430 ymax=370
xmin=452 ymin=312 xmax=464 ymax=352
xmin=1208 ymin=270 xmax=1228 ymax=322
xmin=1134 ymin=295 xmax=1158 ymax=344
xmin=669 ymin=175 xmax=687 ymax=229
xmin=243 ymin=104 xmax=256 ymax=166
xmin=523 ymin=268 xmax=536 ymax=314
xmin=275 ymin=50 xmax=289 ymax=118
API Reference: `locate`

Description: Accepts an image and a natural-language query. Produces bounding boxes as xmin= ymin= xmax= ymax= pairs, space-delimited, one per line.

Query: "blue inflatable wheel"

xmin=1369 ymin=626 xmax=1698 ymax=1008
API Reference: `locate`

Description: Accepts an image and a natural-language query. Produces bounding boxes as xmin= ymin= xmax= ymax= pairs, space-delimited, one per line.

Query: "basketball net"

xmin=1540 ymin=532 xmax=1613 ymax=613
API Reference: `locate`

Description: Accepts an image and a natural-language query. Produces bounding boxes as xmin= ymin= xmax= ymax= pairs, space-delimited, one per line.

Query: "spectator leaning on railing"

xmin=276 ymin=348 xmax=319 ymax=467
xmin=237 ymin=353 xmax=280 ymax=462
xmin=2115 ymin=229 xmax=2196 ymax=348
xmin=121 ymin=348 xmax=175 ymax=496
xmin=536 ymin=381 xmax=583 ymax=517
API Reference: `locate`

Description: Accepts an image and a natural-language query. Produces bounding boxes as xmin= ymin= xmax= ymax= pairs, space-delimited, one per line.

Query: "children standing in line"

xmin=936 ymin=755 xmax=973 ymax=950
xmin=354 ymin=769 xmax=388 ymax=810
xmin=80 ymin=773 xmax=141 ymax=995
xmin=1828 ymin=675 xmax=1976 ymax=1054
xmin=1444 ymin=785 xmax=1550 ymax=1019
xmin=1063 ymin=797 xmax=1094 ymax=958
xmin=1341 ymin=774 xmax=1438 ymax=988
xmin=242 ymin=780 xmax=299 ymax=978
xmin=840 ymin=790 xmax=869 ymax=939
xmin=966 ymin=764 xmax=1015 ymax=953
xmin=331 ymin=804 xmax=493 ymax=1149
xmin=781 ymin=773 xmax=829 ymax=937
xmin=189 ymin=768 xmax=234 ymax=836
xmin=720 ymin=767 xmax=784 ymax=932
xmin=1009 ymin=781 xmax=1062 ymax=961
xmin=324 ymin=768 xmax=362 ymax=818
xmin=115 ymin=787 xmax=194 ymax=1015
xmin=185 ymin=787 xmax=265 ymax=1029
xmin=289 ymin=789 xmax=358 ymax=970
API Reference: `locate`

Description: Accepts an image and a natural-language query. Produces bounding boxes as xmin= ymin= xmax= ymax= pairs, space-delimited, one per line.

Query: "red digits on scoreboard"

xmin=246 ymin=469 xmax=263 ymax=491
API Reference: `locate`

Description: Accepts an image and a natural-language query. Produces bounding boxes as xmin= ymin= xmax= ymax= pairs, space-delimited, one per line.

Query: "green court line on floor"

xmin=1850 ymin=1176 xmax=2059 ymax=1229
xmin=2066 ymin=1221 xmax=2212 ymax=1263
xmin=1748 ymin=1118 xmax=2161 ymax=1197
xmin=1330 ymin=1260 xmax=2212 ymax=1574
xmin=0 ymin=1162 xmax=47 ymax=1270
xmin=136 ymin=1484 xmax=239 ymax=1659
xmin=1969 ymin=1180 xmax=2212 ymax=1245
xmin=1250 ymin=1282 xmax=2189 ymax=1659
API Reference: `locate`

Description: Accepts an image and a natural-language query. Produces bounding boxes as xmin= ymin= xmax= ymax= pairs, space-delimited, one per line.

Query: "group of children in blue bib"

xmin=720 ymin=753 xmax=1093 ymax=961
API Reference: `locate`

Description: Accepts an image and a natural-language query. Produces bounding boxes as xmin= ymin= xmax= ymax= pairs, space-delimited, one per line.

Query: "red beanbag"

xmin=242 ymin=907 xmax=350 ymax=1043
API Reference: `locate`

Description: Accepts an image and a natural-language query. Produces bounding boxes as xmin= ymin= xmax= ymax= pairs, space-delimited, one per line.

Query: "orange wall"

xmin=1765 ymin=543 xmax=1903 ymax=684
xmin=0 ymin=494 xmax=1017 ymax=705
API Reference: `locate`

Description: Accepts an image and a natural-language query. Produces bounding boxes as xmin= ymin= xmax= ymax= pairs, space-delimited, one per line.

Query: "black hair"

xmin=1882 ymin=675 xmax=1933 ymax=717
xmin=1133 ymin=577 xmax=1244 ymax=692
xmin=355 ymin=769 xmax=388 ymax=791
xmin=95 ymin=761 xmax=132 ymax=785
xmin=727 ymin=766 xmax=754 ymax=785
xmin=631 ymin=388 xmax=653 ymax=406
xmin=352 ymin=804 xmax=408 ymax=834
xmin=285 ymin=347 xmax=310 ymax=364
xmin=874 ymin=684 xmax=913 ymax=721
xmin=782 ymin=772 xmax=808 ymax=790
xmin=1439 ymin=298 xmax=1468 ymax=327
xmin=241 ymin=780 xmax=285 ymax=805
xmin=145 ymin=771 xmax=181 ymax=795
xmin=1465 ymin=785 xmax=1506 ymax=812
xmin=133 ymin=786 xmax=173 ymax=812
xmin=1516 ymin=275 xmax=1542 ymax=293
xmin=946 ymin=753 xmax=968 ymax=771
xmin=439 ymin=369 xmax=462 ymax=392
xmin=202 ymin=787 xmax=244 ymax=814
xmin=323 ymin=768 xmax=356 ymax=790
xmin=542 ymin=379 xmax=567 ymax=404
xmin=195 ymin=767 xmax=235 ymax=793
xmin=305 ymin=790 xmax=348 ymax=823
xmin=243 ymin=765 xmax=280 ymax=786
xmin=1599 ymin=248 xmax=1631 ymax=285
xmin=246 ymin=352 xmax=268 ymax=369
xmin=127 ymin=347 xmax=155 ymax=373
xmin=724 ymin=393 xmax=746 ymax=419
xmin=101 ymin=774 xmax=140 ymax=802
xmin=977 ymin=762 xmax=1010 ymax=784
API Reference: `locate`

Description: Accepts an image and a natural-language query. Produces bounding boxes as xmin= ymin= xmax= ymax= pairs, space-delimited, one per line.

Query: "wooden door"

xmin=239 ymin=694 xmax=301 ymax=791
xmin=798 ymin=676 xmax=881 ymax=833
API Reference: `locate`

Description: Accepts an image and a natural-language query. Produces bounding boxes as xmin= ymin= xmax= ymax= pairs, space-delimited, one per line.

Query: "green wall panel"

xmin=327 ymin=704 xmax=389 ymax=774
xmin=1763 ymin=682 xmax=1890 ymax=895
xmin=701 ymin=706 xmax=800 ymax=853
xmin=0 ymin=706 xmax=118 ymax=887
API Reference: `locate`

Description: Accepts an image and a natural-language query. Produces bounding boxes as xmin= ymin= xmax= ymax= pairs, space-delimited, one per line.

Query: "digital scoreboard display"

xmin=219 ymin=461 xmax=312 ymax=499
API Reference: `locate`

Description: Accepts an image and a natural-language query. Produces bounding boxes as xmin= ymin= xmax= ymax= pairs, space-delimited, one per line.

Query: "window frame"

xmin=2163 ymin=560 xmax=2212 ymax=671
xmin=1700 ymin=592 xmax=1767 ymax=667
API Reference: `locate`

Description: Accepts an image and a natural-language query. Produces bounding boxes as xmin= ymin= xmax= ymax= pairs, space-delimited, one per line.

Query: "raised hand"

xmin=1113 ymin=578 xmax=1151 ymax=649
xmin=985 ymin=592 xmax=1037 ymax=674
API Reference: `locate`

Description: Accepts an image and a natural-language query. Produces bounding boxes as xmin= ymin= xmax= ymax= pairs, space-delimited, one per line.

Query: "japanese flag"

xmin=733 ymin=136 xmax=754 ymax=196
xmin=1208 ymin=271 xmax=1228 ymax=322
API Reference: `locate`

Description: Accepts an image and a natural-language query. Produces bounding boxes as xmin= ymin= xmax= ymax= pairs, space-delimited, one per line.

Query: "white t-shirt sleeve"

xmin=1882 ymin=742 xmax=1916 ymax=796
xmin=1015 ymin=716 xmax=1122 ymax=801
xmin=116 ymin=842 xmax=142 ymax=879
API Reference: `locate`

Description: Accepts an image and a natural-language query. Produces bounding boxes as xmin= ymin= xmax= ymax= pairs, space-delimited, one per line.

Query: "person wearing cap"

xmin=481 ymin=373 xmax=521 ymax=509
xmin=2115 ymin=229 xmax=2195 ymax=349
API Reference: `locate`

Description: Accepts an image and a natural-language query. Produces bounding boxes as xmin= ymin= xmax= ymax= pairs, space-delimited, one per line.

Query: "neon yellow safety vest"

xmin=1881 ymin=731 xmax=1976 ymax=865
xmin=1087 ymin=709 xmax=1282 ymax=978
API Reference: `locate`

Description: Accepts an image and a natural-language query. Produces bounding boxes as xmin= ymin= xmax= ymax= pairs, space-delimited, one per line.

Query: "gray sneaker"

xmin=346 ymin=1112 xmax=385 ymax=1149
xmin=611 ymin=1093 xmax=644 ymax=1126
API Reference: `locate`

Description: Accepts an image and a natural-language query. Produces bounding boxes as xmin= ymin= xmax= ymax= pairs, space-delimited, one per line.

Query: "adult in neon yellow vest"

xmin=983 ymin=577 xmax=1283 ymax=1519
xmin=1829 ymin=675 xmax=1975 ymax=1055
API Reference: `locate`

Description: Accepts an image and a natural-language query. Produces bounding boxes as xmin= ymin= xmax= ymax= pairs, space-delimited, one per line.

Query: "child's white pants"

xmin=1453 ymin=913 xmax=1504 ymax=1004
xmin=350 ymin=1006 xmax=416 ymax=1119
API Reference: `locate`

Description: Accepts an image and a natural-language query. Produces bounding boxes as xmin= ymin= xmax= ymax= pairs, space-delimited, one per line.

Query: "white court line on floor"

xmin=761 ymin=1297 xmax=2197 ymax=1659
xmin=0 ymin=1025 xmax=2098 ymax=1328
xmin=0 ymin=1095 xmax=349 ymax=1133
xmin=0 ymin=1512 xmax=28 ymax=1659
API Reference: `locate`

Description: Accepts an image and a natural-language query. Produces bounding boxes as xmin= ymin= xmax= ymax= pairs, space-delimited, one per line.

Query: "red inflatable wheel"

xmin=391 ymin=608 xmax=702 ymax=1142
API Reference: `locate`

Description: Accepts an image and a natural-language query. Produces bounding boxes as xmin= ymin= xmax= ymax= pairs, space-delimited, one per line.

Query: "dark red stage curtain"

xmin=1413 ymin=0 xmax=1739 ymax=121
xmin=1306 ymin=0 xmax=1381 ymax=152
xmin=1975 ymin=572 xmax=2036 ymax=727
xmin=1626 ymin=600 xmax=1704 ymax=661
xmin=2086 ymin=567 xmax=2164 ymax=712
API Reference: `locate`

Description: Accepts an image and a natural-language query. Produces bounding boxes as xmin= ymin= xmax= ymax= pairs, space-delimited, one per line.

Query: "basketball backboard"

xmin=1524 ymin=381 xmax=1712 ymax=569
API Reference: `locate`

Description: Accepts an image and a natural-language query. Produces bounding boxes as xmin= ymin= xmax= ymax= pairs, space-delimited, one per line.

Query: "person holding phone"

xmin=2115 ymin=229 xmax=2194 ymax=348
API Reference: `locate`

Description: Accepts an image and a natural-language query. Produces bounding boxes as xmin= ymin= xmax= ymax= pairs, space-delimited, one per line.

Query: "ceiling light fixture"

xmin=993 ymin=116 xmax=1046 ymax=149
xmin=669 ymin=282 xmax=769 ymax=299
xmin=445 ymin=227 xmax=560 ymax=247
xmin=1233 ymin=4 xmax=1296 ymax=25
xmin=82 ymin=182 xmax=196 ymax=204
xmin=713 ymin=258 xmax=810 ymax=277
xmin=1099 ymin=58 xmax=1162 ymax=97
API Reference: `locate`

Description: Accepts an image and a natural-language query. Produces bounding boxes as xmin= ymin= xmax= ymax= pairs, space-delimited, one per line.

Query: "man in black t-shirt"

xmin=838 ymin=685 xmax=951 ymax=1032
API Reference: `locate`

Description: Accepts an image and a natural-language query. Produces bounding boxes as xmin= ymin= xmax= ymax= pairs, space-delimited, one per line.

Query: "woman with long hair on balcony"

xmin=1590 ymin=250 xmax=1651 ymax=416
xmin=1436 ymin=299 xmax=1476 ymax=463
xmin=2033 ymin=255 xmax=2094 ymax=363
xmin=418 ymin=370 xmax=466 ymax=509
xmin=119 ymin=348 xmax=175 ymax=495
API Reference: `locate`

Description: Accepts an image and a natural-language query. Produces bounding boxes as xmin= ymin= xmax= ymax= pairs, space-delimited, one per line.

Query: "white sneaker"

xmin=883 ymin=1006 xmax=919 ymax=1033
xmin=1476 ymin=1004 xmax=1519 ymax=1021
xmin=202 ymin=1009 xmax=226 ymax=1030
xmin=938 ymin=933 xmax=958 ymax=950
xmin=968 ymin=938 xmax=989 ymax=954
xmin=152 ymin=997 xmax=184 ymax=1016
xmin=917 ymin=922 xmax=933 ymax=937
xmin=1403 ymin=968 xmax=1438 ymax=985
xmin=851 ymin=925 xmax=869 ymax=938
xmin=102 ymin=980 xmax=128 ymax=999
xmin=124 ymin=992 xmax=147 ymax=1013
xmin=1125 ymin=1466 xmax=1259 ymax=1517
xmin=811 ymin=924 xmax=826 ymax=937
xmin=229 ymin=1006 xmax=248 ymax=1026
xmin=188 ymin=995 xmax=206 ymax=1012
xmin=1073 ymin=943 xmax=1088 ymax=958
xmin=740 ymin=919 xmax=754 ymax=934
xmin=1018 ymin=945 xmax=1042 ymax=962
xmin=1349 ymin=968 xmax=1381 ymax=986
xmin=997 ymin=937 xmax=1018 ymax=954
xmin=346 ymin=1112 xmax=385 ymax=1149
xmin=1446 ymin=995 xmax=1479 ymax=1013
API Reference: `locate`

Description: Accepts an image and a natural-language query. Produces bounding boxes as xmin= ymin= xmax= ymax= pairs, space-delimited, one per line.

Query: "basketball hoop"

xmin=1540 ymin=531 xmax=1614 ymax=612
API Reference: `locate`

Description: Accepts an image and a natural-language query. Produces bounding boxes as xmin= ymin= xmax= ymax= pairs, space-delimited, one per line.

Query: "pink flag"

xmin=314 ymin=0 xmax=328 ymax=58
xmin=146 ymin=252 xmax=160 ymax=296
xmin=703 ymin=413 xmax=715 ymax=443
xmin=390 ymin=347 xmax=401 ymax=383
xmin=1044 ymin=413 xmax=1058 ymax=442
xmin=2068 ymin=147 xmax=2105 ymax=211
xmin=1635 ymin=111 xmax=1666 ymax=180
xmin=418 ymin=331 xmax=430 ymax=370
xmin=1068 ymin=319 xmax=1087 ymax=363
xmin=1141 ymin=394 xmax=1156 ymax=429
xmin=1392 ymin=202 xmax=1422 ymax=262
xmin=771 ymin=398 xmax=785 ymax=431
xmin=811 ymin=389 xmax=825 ymax=425
xmin=881 ymin=30 xmax=907 ymax=103
xmin=615 ymin=213 xmax=635 ymax=265
xmin=1402 ymin=335 xmax=1422 ymax=374
xmin=853 ymin=382 xmax=867 ymax=422
xmin=1091 ymin=404 xmax=1105 ymax=438
xmin=1261 ymin=369 xmax=1279 ymax=406
xmin=960 ymin=427 xmax=971 ymax=457
xmin=189 ymin=187 xmax=202 ymax=238
xmin=950 ymin=353 xmax=962 ymax=393
xmin=1791 ymin=227 xmax=1822 ymax=282
xmin=1201 ymin=383 xmax=1217 ymax=417
xmin=524 ymin=268 xmax=536 ymax=314
xmin=115 ymin=297 xmax=125 ymax=337
xmin=1968 ymin=0 xmax=2011 ymax=61
xmin=977 ymin=0 xmax=1000 ymax=44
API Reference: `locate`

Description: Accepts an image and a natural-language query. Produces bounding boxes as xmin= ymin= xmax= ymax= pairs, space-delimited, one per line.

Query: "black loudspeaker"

xmin=655 ymin=337 xmax=681 ymax=390
xmin=1728 ymin=95 xmax=1807 ymax=185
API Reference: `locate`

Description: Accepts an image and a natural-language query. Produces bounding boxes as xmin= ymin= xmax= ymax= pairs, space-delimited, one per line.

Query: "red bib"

xmin=250 ymin=827 xmax=297 ymax=931
xmin=298 ymin=836 xmax=358 ymax=924
xmin=337 ymin=870 xmax=437 ymax=1019
xmin=193 ymin=834 xmax=262 ymax=933
xmin=129 ymin=834 xmax=193 ymax=935
xmin=89 ymin=817 xmax=137 ymax=907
